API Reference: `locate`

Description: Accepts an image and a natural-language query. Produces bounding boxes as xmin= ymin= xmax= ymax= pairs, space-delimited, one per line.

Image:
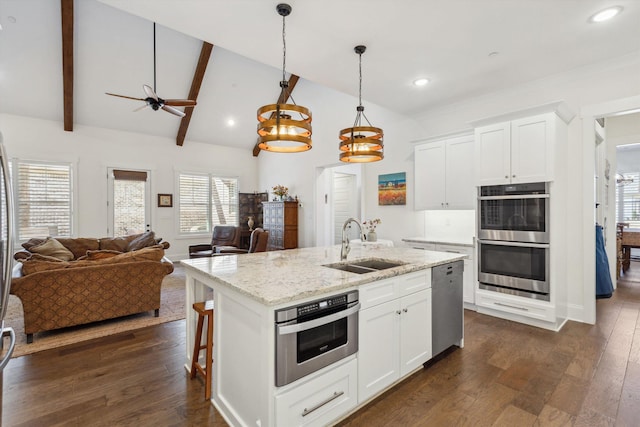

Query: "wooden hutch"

xmin=262 ymin=201 xmax=298 ymax=250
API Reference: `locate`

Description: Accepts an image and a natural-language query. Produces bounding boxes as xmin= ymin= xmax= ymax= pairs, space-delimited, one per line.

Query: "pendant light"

xmin=257 ymin=3 xmax=312 ymax=153
xmin=339 ymin=45 xmax=384 ymax=163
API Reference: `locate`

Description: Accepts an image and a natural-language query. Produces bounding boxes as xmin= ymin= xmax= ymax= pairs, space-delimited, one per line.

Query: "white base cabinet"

xmin=358 ymin=271 xmax=432 ymax=403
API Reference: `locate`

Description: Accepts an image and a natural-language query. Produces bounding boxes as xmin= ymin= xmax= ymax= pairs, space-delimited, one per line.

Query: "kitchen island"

xmin=181 ymin=245 xmax=466 ymax=427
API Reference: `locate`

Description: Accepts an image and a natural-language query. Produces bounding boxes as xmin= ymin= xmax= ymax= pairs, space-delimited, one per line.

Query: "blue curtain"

xmin=595 ymin=224 xmax=614 ymax=299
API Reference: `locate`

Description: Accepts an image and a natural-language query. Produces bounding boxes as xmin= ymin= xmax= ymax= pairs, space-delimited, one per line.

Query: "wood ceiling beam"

xmin=252 ymin=74 xmax=300 ymax=157
xmin=61 ymin=0 xmax=74 ymax=131
xmin=176 ymin=41 xmax=214 ymax=146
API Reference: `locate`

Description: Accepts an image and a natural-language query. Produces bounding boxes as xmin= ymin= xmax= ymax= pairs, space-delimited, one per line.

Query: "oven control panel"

xmin=275 ymin=290 xmax=359 ymax=323
xmin=297 ymin=294 xmax=347 ymax=316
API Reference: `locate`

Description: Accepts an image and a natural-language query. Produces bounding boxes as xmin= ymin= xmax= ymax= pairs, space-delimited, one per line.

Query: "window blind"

xmin=113 ymin=169 xmax=148 ymax=181
xmin=617 ymin=172 xmax=640 ymax=228
xmin=15 ymin=161 xmax=72 ymax=239
xmin=178 ymin=173 xmax=238 ymax=234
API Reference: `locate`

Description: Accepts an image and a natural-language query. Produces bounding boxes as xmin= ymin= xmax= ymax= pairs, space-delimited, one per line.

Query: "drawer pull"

xmin=494 ymin=302 xmax=529 ymax=311
xmin=302 ymin=391 xmax=344 ymax=417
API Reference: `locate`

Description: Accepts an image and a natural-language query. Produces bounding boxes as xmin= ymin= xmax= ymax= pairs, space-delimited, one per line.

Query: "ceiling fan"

xmin=105 ymin=23 xmax=196 ymax=118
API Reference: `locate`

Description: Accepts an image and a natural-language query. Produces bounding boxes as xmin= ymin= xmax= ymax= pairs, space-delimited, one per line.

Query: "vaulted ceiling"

xmin=1 ymin=0 xmax=639 ymax=151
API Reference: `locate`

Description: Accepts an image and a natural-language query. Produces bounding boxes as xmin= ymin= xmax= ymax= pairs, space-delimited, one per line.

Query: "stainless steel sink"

xmin=323 ymin=258 xmax=406 ymax=274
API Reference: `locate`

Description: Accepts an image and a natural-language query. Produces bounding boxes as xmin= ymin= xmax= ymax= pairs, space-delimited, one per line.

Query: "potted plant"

xmin=362 ymin=218 xmax=381 ymax=242
xmin=272 ymin=185 xmax=289 ymax=201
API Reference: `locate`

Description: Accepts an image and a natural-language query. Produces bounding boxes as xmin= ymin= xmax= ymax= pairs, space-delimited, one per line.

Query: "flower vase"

xmin=247 ymin=216 xmax=254 ymax=230
xmin=367 ymin=231 xmax=377 ymax=242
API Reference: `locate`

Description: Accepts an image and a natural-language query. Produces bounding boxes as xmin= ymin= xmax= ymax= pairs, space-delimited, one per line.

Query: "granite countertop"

xmin=180 ymin=245 xmax=466 ymax=307
xmin=402 ymin=236 xmax=475 ymax=247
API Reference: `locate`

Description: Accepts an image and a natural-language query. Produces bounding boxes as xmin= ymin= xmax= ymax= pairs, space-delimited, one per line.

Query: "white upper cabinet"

xmin=474 ymin=111 xmax=564 ymax=186
xmin=414 ymin=133 xmax=475 ymax=210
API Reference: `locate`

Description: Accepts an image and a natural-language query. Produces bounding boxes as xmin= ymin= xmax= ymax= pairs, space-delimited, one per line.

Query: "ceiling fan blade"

xmin=105 ymin=92 xmax=146 ymax=102
xmin=161 ymin=105 xmax=186 ymax=118
xmin=143 ymin=84 xmax=159 ymax=101
xmin=164 ymin=99 xmax=197 ymax=107
xmin=133 ymin=104 xmax=150 ymax=112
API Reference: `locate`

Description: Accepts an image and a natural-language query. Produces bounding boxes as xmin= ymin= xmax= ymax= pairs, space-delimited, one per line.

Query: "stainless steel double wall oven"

xmin=478 ymin=182 xmax=550 ymax=301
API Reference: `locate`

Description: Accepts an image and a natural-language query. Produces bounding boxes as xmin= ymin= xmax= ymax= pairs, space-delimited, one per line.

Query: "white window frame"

xmin=11 ymin=159 xmax=74 ymax=242
xmin=177 ymin=171 xmax=239 ymax=237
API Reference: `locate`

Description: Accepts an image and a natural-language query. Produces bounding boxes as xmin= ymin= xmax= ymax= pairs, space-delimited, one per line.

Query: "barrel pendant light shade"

xmin=339 ymin=45 xmax=384 ymax=163
xmin=257 ymin=3 xmax=312 ymax=153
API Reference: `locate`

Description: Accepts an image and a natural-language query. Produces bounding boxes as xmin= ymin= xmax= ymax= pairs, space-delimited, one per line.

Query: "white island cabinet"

xmin=358 ymin=270 xmax=432 ymax=402
xmin=181 ymin=245 xmax=465 ymax=427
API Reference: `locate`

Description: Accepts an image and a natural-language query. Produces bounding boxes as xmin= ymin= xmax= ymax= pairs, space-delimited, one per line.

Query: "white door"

xmin=358 ymin=300 xmax=400 ymax=402
xmin=445 ymin=135 xmax=475 ymax=209
xmin=333 ymin=172 xmax=358 ymax=244
xmin=511 ymin=114 xmax=552 ymax=184
xmin=414 ymin=141 xmax=446 ymax=210
xmin=107 ymin=168 xmax=151 ymax=236
xmin=399 ymin=289 xmax=432 ymax=376
xmin=475 ymin=121 xmax=511 ymax=186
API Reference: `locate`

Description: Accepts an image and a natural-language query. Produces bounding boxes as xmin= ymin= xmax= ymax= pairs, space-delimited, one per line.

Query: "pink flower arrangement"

xmin=362 ymin=218 xmax=381 ymax=232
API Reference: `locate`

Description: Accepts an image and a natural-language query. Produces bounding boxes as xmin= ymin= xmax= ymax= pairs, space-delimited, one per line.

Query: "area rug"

xmin=5 ymin=265 xmax=186 ymax=358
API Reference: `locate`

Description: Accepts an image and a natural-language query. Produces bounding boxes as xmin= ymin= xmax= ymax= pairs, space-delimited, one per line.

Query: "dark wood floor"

xmin=3 ymin=263 xmax=640 ymax=426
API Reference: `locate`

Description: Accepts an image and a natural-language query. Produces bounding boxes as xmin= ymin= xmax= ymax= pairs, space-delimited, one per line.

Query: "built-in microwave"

xmin=274 ymin=290 xmax=360 ymax=386
xmin=478 ymin=182 xmax=549 ymax=244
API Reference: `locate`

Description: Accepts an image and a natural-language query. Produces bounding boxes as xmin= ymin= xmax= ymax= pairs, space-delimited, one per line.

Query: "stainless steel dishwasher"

xmin=431 ymin=261 xmax=464 ymax=357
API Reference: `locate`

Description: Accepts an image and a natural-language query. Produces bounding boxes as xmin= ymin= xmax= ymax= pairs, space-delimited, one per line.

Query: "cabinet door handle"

xmin=494 ymin=302 xmax=529 ymax=311
xmin=504 ymin=175 xmax=508 ymax=179
xmin=512 ymin=174 xmax=516 ymax=178
xmin=302 ymin=391 xmax=344 ymax=417
xmin=403 ymin=308 xmax=408 ymax=313
xmin=396 ymin=310 xmax=402 ymax=315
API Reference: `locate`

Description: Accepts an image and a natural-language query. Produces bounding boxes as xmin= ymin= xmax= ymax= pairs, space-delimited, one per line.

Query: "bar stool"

xmin=190 ymin=300 xmax=214 ymax=400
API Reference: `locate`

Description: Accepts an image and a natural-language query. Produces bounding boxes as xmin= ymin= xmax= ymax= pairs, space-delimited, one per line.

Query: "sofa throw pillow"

xmin=77 ymin=249 xmax=123 ymax=260
xmin=98 ymin=234 xmax=139 ymax=252
xmin=29 ymin=237 xmax=74 ymax=261
xmin=55 ymin=237 xmax=100 ymax=259
xmin=21 ymin=237 xmax=46 ymax=251
xmin=26 ymin=253 xmax=67 ymax=263
xmin=126 ymin=231 xmax=157 ymax=252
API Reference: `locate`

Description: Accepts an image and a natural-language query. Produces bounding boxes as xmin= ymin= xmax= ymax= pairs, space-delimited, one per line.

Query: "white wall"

xmin=257 ymin=78 xmax=425 ymax=248
xmin=411 ymin=53 xmax=640 ymax=324
xmin=0 ymin=114 xmax=259 ymax=260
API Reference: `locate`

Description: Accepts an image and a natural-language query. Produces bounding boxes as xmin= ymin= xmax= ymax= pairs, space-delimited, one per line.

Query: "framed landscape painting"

xmin=378 ymin=172 xmax=406 ymax=205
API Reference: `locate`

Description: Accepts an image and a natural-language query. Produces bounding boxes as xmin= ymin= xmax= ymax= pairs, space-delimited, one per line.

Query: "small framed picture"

xmin=158 ymin=193 xmax=173 ymax=207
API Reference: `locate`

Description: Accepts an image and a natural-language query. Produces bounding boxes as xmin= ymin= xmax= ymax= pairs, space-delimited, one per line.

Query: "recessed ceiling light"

xmin=589 ymin=6 xmax=623 ymax=23
xmin=227 ymin=119 xmax=235 ymax=127
xmin=413 ymin=78 xmax=430 ymax=87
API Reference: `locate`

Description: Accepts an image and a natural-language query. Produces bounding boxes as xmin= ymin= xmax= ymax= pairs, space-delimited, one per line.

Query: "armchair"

xmin=211 ymin=228 xmax=269 ymax=255
xmin=188 ymin=225 xmax=240 ymax=258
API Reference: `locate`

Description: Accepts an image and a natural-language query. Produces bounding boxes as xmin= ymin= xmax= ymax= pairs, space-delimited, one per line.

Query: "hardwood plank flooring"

xmin=3 ymin=262 xmax=640 ymax=426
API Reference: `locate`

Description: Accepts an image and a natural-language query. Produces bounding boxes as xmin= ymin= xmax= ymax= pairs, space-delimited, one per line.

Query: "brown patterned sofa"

xmin=10 ymin=232 xmax=174 ymax=343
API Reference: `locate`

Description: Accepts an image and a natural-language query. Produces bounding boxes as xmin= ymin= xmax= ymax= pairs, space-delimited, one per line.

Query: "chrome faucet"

xmin=341 ymin=217 xmax=366 ymax=261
